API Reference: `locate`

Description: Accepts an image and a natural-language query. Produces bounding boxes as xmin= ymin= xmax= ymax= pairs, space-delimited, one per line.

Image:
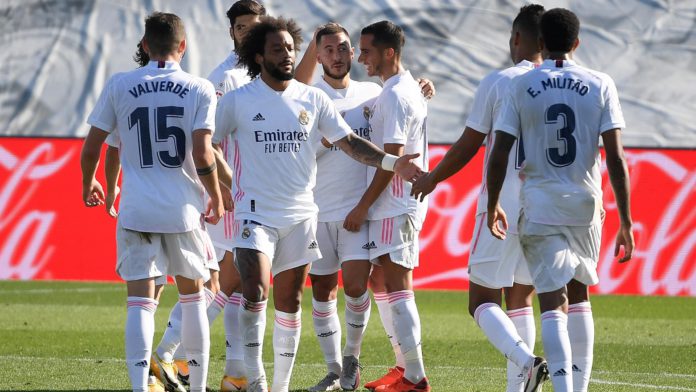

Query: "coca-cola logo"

xmin=0 ymin=142 xmax=75 ymax=279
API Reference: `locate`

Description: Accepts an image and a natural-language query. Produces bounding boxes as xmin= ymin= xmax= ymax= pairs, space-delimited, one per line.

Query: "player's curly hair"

xmin=513 ymin=4 xmax=545 ymax=40
xmin=133 ymin=40 xmax=150 ymax=67
xmin=237 ymin=16 xmax=303 ymax=79
xmin=541 ymin=8 xmax=580 ymax=52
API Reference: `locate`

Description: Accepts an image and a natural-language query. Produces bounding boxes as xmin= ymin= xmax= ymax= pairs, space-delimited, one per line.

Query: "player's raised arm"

xmin=485 ymin=131 xmax=516 ymax=239
xmin=294 ymin=26 xmax=320 ymax=84
xmin=602 ymin=129 xmax=634 ymax=263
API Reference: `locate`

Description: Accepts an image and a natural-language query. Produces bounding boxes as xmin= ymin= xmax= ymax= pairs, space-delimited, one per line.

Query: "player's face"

xmin=358 ymin=34 xmax=383 ymax=77
xmin=261 ymin=30 xmax=296 ymax=81
xmin=232 ymin=14 xmax=261 ymax=48
xmin=318 ymin=32 xmax=353 ymax=80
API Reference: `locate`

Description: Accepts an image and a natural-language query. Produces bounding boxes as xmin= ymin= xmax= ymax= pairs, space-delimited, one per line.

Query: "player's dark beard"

xmin=322 ymin=62 xmax=351 ymax=80
xmin=264 ymin=59 xmax=294 ymax=81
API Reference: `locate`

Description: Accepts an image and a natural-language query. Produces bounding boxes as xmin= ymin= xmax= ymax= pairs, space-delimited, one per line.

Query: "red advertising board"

xmin=1 ymin=138 xmax=694 ymax=296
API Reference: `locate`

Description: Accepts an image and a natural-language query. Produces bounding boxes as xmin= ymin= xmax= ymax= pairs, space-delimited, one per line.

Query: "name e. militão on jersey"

xmin=526 ymin=77 xmax=589 ymax=98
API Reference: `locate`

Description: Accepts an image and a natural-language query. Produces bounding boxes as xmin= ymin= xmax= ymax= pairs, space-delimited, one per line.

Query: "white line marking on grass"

xmin=0 ymin=286 xmax=122 ymax=295
xmin=592 ymin=378 xmax=696 ymax=391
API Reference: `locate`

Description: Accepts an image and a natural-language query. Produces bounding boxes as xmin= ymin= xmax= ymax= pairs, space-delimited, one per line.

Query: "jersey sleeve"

xmin=105 ymin=129 xmax=120 ymax=147
xmin=493 ymin=86 xmax=521 ymax=138
xmin=599 ymin=76 xmax=626 ymax=133
xmin=464 ymin=74 xmax=496 ymax=134
xmin=193 ymin=80 xmax=217 ymax=132
xmin=380 ymin=92 xmax=409 ymax=145
xmin=213 ymin=90 xmax=237 ymax=144
xmin=317 ymin=90 xmax=353 ymax=143
xmin=87 ymin=75 xmax=118 ymax=132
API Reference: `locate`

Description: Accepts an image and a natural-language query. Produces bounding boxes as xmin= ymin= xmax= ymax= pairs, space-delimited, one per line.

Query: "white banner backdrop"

xmin=1 ymin=0 xmax=695 ymax=147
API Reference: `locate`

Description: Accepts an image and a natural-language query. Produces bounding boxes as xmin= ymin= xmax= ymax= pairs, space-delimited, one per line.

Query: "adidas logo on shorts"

xmin=308 ymin=240 xmax=318 ymax=249
xmin=362 ymin=241 xmax=376 ymax=250
xmin=252 ymin=113 xmax=265 ymax=121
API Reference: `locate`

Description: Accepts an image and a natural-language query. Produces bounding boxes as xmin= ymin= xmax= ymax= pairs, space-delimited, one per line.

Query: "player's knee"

xmin=343 ymin=280 xmax=368 ymax=298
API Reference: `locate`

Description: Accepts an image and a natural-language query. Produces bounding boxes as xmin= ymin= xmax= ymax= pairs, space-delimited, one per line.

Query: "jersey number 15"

xmin=128 ymin=106 xmax=186 ymax=168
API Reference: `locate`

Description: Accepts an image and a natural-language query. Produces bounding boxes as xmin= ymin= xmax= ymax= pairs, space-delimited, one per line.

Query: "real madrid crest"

xmin=298 ymin=109 xmax=310 ymax=125
xmin=363 ymin=106 xmax=372 ymax=121
xmin=241 ymin=227 xmax=251 ymax=239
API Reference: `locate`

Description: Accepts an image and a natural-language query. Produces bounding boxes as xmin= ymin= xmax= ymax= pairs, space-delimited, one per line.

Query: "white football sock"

xmin=506 ymin=307 xmax=535 ymax=392
xmin=312 ymin=299 xmax=342 ymax=375
xmin=180 ymin=292 xmax=210 ymax=392
xmin=125 ymin=297 xmax=157 ymax=392
xmin=272 ymin=310 xmax=302 ymax=392
xmin=343 ymin=292 xmax=371 ymax=358
xmin=542 ymin=310 xmax=572 ymax=392
xmin=203 ymin=287 xmax=215 ymax=307
xmin=374 ymin=291 xmax=405 ymax=368
xmin=207 ymin=290 xmax=228 ymax=324
xmin=568 ymin=302 xmax=594 ymax=392
xmin=239 ymin=297 xmax=268 ymax=384
xmin=474 ymin=303 xmax=535 ymax=372
xmin=156 ymin=301 xmax=181 ymax=362
xmin=388 ymin=290 xmax=425 ymax=383
xmin=224 ymin=292 xmax=246 ymax=377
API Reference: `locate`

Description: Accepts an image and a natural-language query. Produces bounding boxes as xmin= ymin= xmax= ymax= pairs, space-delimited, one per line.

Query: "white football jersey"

xmin=314 ymin=78 xmax=382 ymax=222
xmin=87 ymin=61 xmax=216 ymax=233
xmin=213 ymin=78 xmax=353 ymax=228
xmin=367 ymin=71 xmax=429 ymax=229
xmin=467 ymin=60 xmax=538 ymax=233
xmin=495 ymin=59 xmax=625 ymax=226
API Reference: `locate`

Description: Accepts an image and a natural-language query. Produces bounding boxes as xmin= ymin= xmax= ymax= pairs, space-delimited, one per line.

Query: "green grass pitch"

xmin=1 ymin=280 xmax=694 ymax=391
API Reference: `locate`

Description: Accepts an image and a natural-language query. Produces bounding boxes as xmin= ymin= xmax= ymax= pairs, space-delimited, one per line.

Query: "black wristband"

xmin=196 ymin=162 xmax=217 ymax=176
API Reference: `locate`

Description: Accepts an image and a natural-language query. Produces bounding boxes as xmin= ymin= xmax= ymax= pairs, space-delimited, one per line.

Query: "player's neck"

xmin=260 ymin=72 xmax=291 ymax=91
xmin=514 ymin=51 xmax=543 ymax=64
xmin=546 ymin=52 xmax=573 ymax=61
xmin=322 ymin=74 xmax=350 ymax=90
xmin=148 ymin=53 xmax=180 ymax=63
xmin=380 ymin=62 xmax=404 ymax=82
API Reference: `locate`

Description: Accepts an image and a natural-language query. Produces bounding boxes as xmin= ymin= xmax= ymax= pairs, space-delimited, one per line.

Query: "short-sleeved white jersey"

xmin=314 ymin=78 xmax=382 ymax=222
xmin=207 ymin=51 xmax=251 ymax=98
xmin=495 ymin=59 xmax=625 ymax=226
xmin=87 ymin=61 xmax=217 ymax=233
xmin=105 ymin=129 xmax=120 ymax=148
xmin=214 ymin=78 xmax=353 ymax=228
xmin=466 ymin=60 xmax=538 ymax=233
xmin=367 ymin=71 xmax=428 ymax=229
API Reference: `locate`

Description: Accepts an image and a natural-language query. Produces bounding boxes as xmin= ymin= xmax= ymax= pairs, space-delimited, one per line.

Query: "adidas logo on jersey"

xmin=308 ymin=240 xmax=318 ymax=249
xmin=553 ymin=368 xmax=568 ymax=377
xmin=134 ymin=360 xmax=148 ymax=367
xmin=362 ymin=241 xmax=376 ymax=250
xmin=252 ymin=113 xmax=265 ymax=121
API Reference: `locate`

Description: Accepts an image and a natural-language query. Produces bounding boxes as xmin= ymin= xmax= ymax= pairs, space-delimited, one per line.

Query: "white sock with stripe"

xmin=272 ymin=310 xmax=302 ymax=392
xmin=388 ymin=290 xmax=426 ymax=383
xmin=542 ymin=310 xmax=572 ymax=392
xmin=156 ymin=301 xmax=181 ymax=362
xmin=506 ymin=307 xmax=536 ymax=392
xmin=179 ymin=292 xmax=210 ymax=392
xmin=568 ymin=302 xmax=594 ymax=392
xmin=312 ymin=299 xmax=342 ymax=375
xmin=374 ymin=291 xmax=405 ymax=368
xmin=224 ymin=292 xmax=246 ymax=377
xmin=239 ymin=298 xmax=268 ymax=385
xmin=474 ymin=303 xmax=535 ymax=372
xmin=125 ymin=297 xmax=158 ymax=392
xmin=207 ymin=290 xmax=228 ymax=324
xmin=343 ymin=292 xmax=371 ymax=358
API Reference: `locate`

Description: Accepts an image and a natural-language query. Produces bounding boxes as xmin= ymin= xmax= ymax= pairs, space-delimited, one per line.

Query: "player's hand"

xmin=344 ymin=205 xmax=368 ymax=232
xmin=394 ymin=153 xmax=425 ymax=183
xmin=487 ymin=204 xmax=508 ymax=240
xmin=411 ymin=171 xmax=436 ymax=202
xmin=600 ymin=206 xmax=606 ymax=225
xmin=614 ymin=224 xmax=634 ymax=263
xmin=205 ymin=197 xmax=224 ymax=225
xmin=105 ymin=185 xmax=119 ymax=218
xmin=219 ymin=181 xmax=234 ymax=212
xmin=83 ymin=179 xmax=105 ymax=207
xmin=417 ymin=78 xmax=436 ymax=100
xmin=320 ymin=137 xmax=332 ymax=148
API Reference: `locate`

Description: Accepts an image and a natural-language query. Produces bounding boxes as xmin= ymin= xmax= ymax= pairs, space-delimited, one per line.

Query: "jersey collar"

xmin=516 ymin=59 xmax=540 ymax=69
xmin=382 ymin=70 xmax=411 ymax=90
xmin=146 ymin=60 xmax=181 ymax=70
xmin=541 ymin=59 xmax=577 ymax=69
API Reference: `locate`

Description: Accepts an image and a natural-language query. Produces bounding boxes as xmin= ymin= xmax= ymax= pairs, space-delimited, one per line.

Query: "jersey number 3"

xmin=129 ymin=106 xmax=186 ymax=168
xmin=545 ymin=103 xmax=576 ymax=167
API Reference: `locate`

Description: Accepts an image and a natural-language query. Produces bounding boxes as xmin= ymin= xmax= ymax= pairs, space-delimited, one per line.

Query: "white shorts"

xmin=310 ymin=221 xmax=370 ymax=276
xmin=116 ymin=220 xmax=213 ymax=283
xmin=232 ymin=218 xmax=321 ymax=276
xmin=368 ymin=214 xmax=419 ymax=270
xmin=208 ymin=211 xmax=236 ymax=253
xmin=518 ymin=214 xmax=601 ymax=294
xmin=468 ymin=213 xmax=533 ymax=289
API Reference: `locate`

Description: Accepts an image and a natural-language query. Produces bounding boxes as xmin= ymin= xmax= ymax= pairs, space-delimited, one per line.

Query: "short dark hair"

xmin=513 ymin=4 xmax=544 ymax=40
xmin=540 ymin=8 xmax=580 ymax=52
xmin=133 ymin=40 xmax=149 ymax=67
xmin=226 ymin=0 xmax=266 ymax=27
xmin=360 ymin=20 xmax=405 ymax=56
xmin=237 ymin=16 xmax=303 ymax=78
xmin=143 ymin=12 xmax=185 ymax=58
xmin=316 ymin=22 xmax=350 ymax=46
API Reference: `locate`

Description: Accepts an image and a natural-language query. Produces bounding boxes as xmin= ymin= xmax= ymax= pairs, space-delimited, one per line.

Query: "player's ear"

xmin=141 ymin=38 xmax=150 ymax=55
xmin=385 ymin=47 xmax=395 ymax=59
xmin=572 ymin=38 xmax=580 ymax=51
xmin=514 ymin=31 xmax=520 ymax=46
xmin=178 ymin=38 xmax=187 ymax=54
xmin=349 ymin=46 xmax=355 ymax=59
xmin=255 ymin=53 xmax=263 ymax=66
xmin=229 ymin=26 xmax=235 ymax=41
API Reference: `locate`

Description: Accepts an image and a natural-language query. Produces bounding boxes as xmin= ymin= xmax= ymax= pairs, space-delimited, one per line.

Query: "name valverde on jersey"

xmin=213 ymin=78 xmax=353 ymax=228
xmin=495 ymin=59 xmax=625 ymax=226
xmin=466 ymin=60 xmax=538 ymax=233
xmin=367 ymin=71 xmax=429 ymax=229
xmin=313 ymin=78 xmax=382 ymax=222
xmin=87 ymin=61 xmax=216 ymax=233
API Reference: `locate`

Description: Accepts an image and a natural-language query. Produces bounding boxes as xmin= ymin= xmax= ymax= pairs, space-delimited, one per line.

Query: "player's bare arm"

xmin=602 ymin=129 xmax=635 ymax=263
xmin=212 ymin=143 xmax=234 ymax=212
xmin=486 ymin=131 xmax=516 ymax=240
xmin=411 ymin=127 xmax=486 ymax=201
xmin=80 ymin=126 xmax=109 ymax=207
xmin=417 ymin=78 xmax=436 ymax=100
xmin=334 ymin=133 xmax=423 ymax=180
xmin=192 ymin=130 xmax=224 ymax=224
xmin=104 ymin=145 xmax=120 ymax=217
xmin=294 ymin=27 xmax=320 ymax=84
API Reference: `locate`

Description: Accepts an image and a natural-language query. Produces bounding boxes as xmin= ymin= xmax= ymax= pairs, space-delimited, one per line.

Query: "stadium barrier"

xmin=1 ymin=137 xmax=694 ymax=296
